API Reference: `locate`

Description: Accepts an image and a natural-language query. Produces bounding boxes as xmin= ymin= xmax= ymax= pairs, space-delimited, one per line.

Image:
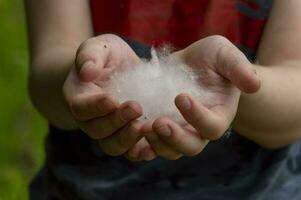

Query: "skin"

xmin=25 ymin=0 xmax=301 ymax=161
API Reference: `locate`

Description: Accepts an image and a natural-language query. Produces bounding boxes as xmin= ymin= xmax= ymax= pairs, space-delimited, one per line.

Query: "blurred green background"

xmin=0 ymin=0 xmax=47 ymax=199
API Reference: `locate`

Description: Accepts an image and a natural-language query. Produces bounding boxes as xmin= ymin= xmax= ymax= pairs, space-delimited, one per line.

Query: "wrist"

xmin=28 ymin=52 xmax=79 ymax=130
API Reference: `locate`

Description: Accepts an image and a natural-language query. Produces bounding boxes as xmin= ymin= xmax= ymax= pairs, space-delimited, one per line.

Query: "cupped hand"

xmin=63 ymin=34 xmax=155 ymax=158
xmin=141 ymin=35 xmax=261 ymax=160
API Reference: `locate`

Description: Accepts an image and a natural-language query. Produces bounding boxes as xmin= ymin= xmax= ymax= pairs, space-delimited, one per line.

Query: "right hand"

xmin=63 ymin=34 xmax=154 ymax=157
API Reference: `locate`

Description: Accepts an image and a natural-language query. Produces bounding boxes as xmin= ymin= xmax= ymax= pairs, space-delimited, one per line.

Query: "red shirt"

xmin=90 ymin=0 xmax=271 ymax=58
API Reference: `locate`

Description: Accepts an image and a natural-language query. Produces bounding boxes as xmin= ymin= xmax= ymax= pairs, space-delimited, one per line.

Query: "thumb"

xmin=216 ymin=45 xmax=260 ymax=93
xmin=75 ymin=39 xmax=110 ymax=82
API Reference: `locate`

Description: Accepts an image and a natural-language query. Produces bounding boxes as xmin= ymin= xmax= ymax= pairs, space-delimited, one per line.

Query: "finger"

xmin=140 ymin=121 xmax=154 ymax=133
xmin=216 ymin=44 xmax=260 ymax=93
xmin=145 ymin=131 xmax=182 ymax=160
xmin=153 ymin=118 xmax=208 ymax=156
xmin=175 ymin=94 xmax=228 ymax=140
xmin=76 ymin=37 xmax=111 ymax=82
xmin=139 ymin=122 xmax=160 ymax=161
xmin=140 ymin=146 xmax=157 ymax=161
xmin=137 ymin=139 xmax=157 ymax=161
xmin=126 ymin=138 xmax=150 ymax=161
xmin=70 ymin=93 xmax=118 ymax=121
xmin=98 ymin=120 xmax=144 ymax=156
xmin=80 ymin=101 xmax=142 ymax=139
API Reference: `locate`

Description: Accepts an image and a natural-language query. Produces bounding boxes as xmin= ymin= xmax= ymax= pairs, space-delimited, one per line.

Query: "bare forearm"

xmin=232 ymin=0 xmax=301 ymax=148
xmin=233 ymin=62 xmax=301 ymax=148
xmin=25 ymin=0 xmax=93 ymax=129
xmin=28 ymin=46 xmax=78 ymax=129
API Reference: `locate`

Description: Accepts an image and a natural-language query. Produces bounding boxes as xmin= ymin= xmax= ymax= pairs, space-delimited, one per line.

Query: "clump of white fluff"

xmin=104 ymin=48 xmax=212 ymax=123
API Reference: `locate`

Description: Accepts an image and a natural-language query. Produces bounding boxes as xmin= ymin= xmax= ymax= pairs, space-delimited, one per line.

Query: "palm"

xmin=135 ymin=36 xmax=260 ymax=161
xmin=174 ymin=36 xmax=247 ymax=126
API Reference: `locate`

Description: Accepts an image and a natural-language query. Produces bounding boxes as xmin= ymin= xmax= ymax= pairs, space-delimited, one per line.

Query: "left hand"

xmin=131 ymin=35 xmax=261 ymax=161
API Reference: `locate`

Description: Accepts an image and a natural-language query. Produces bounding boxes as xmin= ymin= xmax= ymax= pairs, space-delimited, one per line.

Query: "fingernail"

xmin=156 ymin=125 xmax=171 ymax=137
xmin=178 ymin=96 xmax=191 ymax=111
xmin=121 ymin=106 xmax=138 ymax=121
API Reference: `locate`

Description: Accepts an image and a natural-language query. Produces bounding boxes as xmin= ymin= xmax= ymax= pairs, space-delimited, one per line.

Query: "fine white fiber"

xmin=103 ymin=48 xmax=213 ymax=123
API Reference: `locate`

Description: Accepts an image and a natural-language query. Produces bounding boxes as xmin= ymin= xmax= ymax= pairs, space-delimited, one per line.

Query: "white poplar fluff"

xmin=104 ymin=48 xmax=213 ymax=123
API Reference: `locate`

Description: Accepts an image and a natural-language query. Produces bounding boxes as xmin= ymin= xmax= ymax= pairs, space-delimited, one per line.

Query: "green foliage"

xmin=0 ymin=0 xmax=47 ymax=199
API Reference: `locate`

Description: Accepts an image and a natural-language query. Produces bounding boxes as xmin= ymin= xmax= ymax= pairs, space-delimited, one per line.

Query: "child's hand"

xmin=63 ymin=34 xmax=152 ymax=157
xmin=141 ymin=35 xmax=260 ymax=160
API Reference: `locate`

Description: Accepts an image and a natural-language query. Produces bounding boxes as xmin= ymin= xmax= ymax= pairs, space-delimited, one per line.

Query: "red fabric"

xmin=90 ymin=0 xmax=268 ymax=51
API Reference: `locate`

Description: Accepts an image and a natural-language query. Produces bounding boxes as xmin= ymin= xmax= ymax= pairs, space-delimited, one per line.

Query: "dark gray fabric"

xmin=30 ymin=127 xmax=301 ymax=200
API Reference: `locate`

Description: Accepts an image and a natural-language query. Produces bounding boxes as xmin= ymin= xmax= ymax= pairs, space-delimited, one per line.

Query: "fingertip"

xmin=239 ymin=73 xmax=261 ymax=93
xmin=79 ymin=61 xmax=99 ymax=82
xmin=141 ymin=147 xmax=156 ymax=161
xmin=152 ymin=117 xmax=171 ymax=130
xmin=175 ymin=94 xmax=209 ymax=116
xmin=175 ymin=94 xmax=192 ymax=111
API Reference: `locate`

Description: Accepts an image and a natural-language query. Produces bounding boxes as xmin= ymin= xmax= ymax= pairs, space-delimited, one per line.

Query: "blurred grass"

xmin=0 ymin=0 xmax=47 ymax=199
